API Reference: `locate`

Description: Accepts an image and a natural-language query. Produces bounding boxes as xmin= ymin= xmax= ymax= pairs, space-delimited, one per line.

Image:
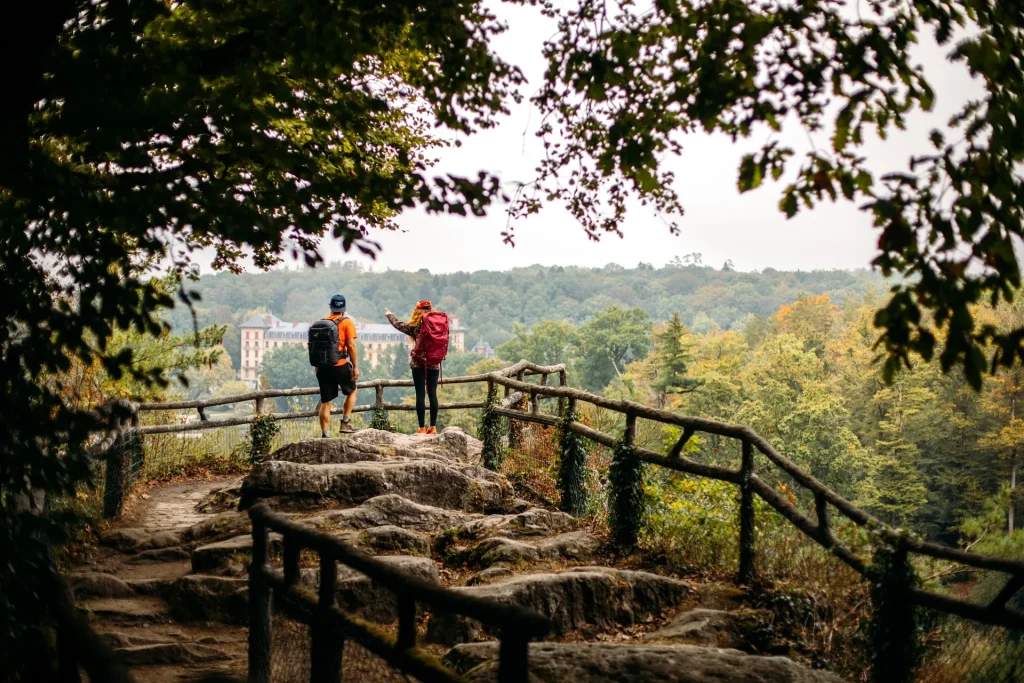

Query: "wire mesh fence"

xmin=917 ymin=611 xmax=1024 ymax=682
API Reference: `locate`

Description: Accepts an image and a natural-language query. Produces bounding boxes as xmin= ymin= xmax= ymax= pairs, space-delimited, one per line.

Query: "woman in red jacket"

xmin=385 ymin=301 xmax=440 ymax=434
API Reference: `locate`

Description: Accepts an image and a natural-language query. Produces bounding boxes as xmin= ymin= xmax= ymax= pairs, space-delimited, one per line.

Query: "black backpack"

xmin=307 ymin=316 xmax=349 ymax=367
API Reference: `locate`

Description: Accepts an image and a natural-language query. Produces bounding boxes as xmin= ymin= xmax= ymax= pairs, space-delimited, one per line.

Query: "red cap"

xmin=416 ymin=300 xmax=432 ymax=310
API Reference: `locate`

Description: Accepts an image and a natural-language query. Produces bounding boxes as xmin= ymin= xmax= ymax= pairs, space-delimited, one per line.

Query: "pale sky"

xmin=203 ymin=4 xmax=982 ymax=275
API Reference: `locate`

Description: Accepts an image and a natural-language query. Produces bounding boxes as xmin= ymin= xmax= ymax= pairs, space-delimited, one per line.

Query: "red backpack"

xmin=412 ymin=311 xmax=450 ymax=367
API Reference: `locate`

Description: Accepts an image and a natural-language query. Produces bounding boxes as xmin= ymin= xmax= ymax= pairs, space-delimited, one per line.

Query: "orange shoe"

xmin=416 ymin=428 xmax=427 ymax=435
xmin=426 ymin=426 xmax=437 ymax=435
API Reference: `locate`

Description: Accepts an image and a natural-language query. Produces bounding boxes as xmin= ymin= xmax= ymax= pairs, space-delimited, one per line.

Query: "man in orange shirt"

xmin=317 ymin=294 xmax=360 ymax=436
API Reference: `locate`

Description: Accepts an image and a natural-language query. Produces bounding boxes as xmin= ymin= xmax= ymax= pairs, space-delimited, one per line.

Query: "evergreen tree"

xmin=859 ymin=385 xmax=930 ymax=526
xmin=651 ymin=313 xmax=701 ymax=402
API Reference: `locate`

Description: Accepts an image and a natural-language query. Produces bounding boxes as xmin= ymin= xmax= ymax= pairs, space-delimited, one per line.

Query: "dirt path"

xmin=129 ymin=478 xmax=236 ymax=531
xmin=72 ymin=476 xmax=248 ymax=683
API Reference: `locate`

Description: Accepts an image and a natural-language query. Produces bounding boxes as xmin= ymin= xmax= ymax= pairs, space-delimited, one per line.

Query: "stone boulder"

xmin=645 ymin=608 xmax=772 ymax=650
xmin=426 ymin=567 xmax=690 ymax=644
xmin=314 ymin=495 xmax=477 ymax=532
xmin=465 ymin=532 xmax=602 ymax=568
xmin=241 ymin=459 xmax=513 ymax=513
xmin=444 ymin=642 xmax=845 ymax=683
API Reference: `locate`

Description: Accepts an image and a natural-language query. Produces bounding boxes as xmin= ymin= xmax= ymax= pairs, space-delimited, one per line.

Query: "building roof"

xmin=472 ymin=337 xmax=494 ymax=352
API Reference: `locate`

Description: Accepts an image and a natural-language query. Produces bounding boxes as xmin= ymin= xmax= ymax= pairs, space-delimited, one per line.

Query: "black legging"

xmin=412 ymin=366 xmax=440 ymax=428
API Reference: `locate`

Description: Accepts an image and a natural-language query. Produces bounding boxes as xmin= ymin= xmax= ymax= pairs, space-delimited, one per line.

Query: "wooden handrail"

xmin=137 ymin=360 xmax=566 ymax=411
xmin=487 ymin=375 xmax=1024 ymax=578
xmin=130 ymin=358 xmax=1023 ymax=637
xmin=249 ymin=504 xmax=551 ymax=638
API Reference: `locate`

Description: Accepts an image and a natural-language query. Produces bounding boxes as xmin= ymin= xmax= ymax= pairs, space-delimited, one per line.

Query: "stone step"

xmin=448 ymin=507 xmax=579 ymax=540
xmin=425 ymin=566 xmax=691 ymax=645
xmin=116 ymin=642 xmax=234 ymax=666
xmin=444 ymin=642 xmax=845 ymax=683
xmin=310 ymin=494 xmax=478 ymax=533
xmin=78 ymin=596 xmax=174 ymax=624
xmin=240 ymin=459 xmax=514 ymax=513
xmin=102 ymin=510 xmax=251 ymax=554
xmin=447 ymin=531 xmax=603 ymax=569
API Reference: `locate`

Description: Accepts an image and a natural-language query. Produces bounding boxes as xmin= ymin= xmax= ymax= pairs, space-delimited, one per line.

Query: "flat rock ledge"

xmin=270 ymin=427 xmax=482 ymax=465
xmin=240 ymin=459 xmax=513 ymax=513
xmin=444 ymin=642 xmax=845 ymax=683
xmin=426 ymin=567 xmax=690 ymax=645
xmin=313 ymin=494 xmax=478 ymax=533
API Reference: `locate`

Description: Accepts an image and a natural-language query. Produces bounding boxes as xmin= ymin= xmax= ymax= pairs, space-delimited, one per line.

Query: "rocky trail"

xmin=70 ymin=428 xmax=844 ymax=682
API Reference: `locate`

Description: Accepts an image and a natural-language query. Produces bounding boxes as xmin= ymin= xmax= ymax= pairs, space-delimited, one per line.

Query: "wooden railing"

xmin=132 ymin=359 xmax=567 ymax=435
xmin=247 ymin=504 xmax=550 ymax=683
xmin=119 ymin=359 xmax=1023 ymax=682
xmin=480 ymin=369 xmax=1024 ymax=679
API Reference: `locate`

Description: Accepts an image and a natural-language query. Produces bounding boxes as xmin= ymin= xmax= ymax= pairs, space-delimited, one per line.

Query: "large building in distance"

xmin=239 ymin=313 xmax=467 ymax=387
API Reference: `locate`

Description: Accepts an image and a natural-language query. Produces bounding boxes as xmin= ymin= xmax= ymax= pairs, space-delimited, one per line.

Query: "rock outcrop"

xmin=241 ymin=459 xmax=513 ymax=513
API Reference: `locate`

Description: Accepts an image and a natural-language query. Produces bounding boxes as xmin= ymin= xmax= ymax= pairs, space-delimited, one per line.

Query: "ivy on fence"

xmin=556 ymin=404 xmax=588 ymax=517
xmin=247 ymin=414 xmax=280 ymax=466
xmin=608 ymin=428 xmax=645 ymax=548
xmin=369 ymin=406 xmax=394 ymax=432
xmin=868 ymin=540 xmax=923 ymax=683
xmin=481 ymin=382 xmax=505 ymax=471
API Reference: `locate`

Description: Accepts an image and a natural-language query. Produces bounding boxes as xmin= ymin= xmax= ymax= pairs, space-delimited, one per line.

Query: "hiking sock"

xmin=321 ymin=429 xmax=329 ymax=438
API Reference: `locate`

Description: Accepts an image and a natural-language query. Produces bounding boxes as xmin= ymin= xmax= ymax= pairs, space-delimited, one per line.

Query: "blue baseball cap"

xmin=329 ymin=294 xmax=346 ymax=313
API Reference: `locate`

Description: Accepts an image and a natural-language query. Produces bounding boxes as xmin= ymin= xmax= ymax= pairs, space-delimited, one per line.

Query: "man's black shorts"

xmin=317 ymin=364 xmax=356 ymax=403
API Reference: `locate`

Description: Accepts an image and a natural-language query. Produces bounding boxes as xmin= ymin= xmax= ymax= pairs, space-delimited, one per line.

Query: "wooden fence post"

xmin=370 ymin=384 xmax=391 ymax=431
xmin=248 ymin=517 xmax=272 ymax=683
xmin=870 ymin=542 xmax=919 ymax=683
xmin=102 ymin=418 xmax=132 ymax=520
xmin=311 ymin=554 xmax=343 ymax=683
xmin=557 ymin=397 xmax=587 ymax=517
xmin=738 ymin=439 xmax=756 ymax=585
xmin=482 ymin=380 xmax=503 ymax=471
xmin=254 ymin=396 xmax=265 ymax=415
xmin=609 ymin=411 xmax=643 ymax=549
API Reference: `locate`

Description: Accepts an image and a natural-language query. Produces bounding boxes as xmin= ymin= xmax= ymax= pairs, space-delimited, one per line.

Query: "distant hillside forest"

xmin=165 ymin=258 xmax=886 ymax=371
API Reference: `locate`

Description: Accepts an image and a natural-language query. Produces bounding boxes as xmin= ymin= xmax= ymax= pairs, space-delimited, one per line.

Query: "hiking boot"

xmin=339 ymin=418 xmax=357 ymax=434
xmin=426 ymin=426 xmax=437 ymax=435
xmin=416 ymin=427 xmax=427 ymax=435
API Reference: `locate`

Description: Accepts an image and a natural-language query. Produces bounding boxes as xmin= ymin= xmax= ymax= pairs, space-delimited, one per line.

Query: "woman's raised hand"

xmin=384 ymin=308 xmax=391 ymax=316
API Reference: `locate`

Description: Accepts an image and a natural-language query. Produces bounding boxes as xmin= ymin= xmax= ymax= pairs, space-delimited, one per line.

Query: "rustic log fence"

xmin=100 ymin=360 xmax=565 ymax=517
xmin=480 ymin=370 xmax=1024 ymax=682
xmin=108 ymin=359 xmax=1024 ymax=682
xmin=246 ymin=504 xmax=549 ymax=683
